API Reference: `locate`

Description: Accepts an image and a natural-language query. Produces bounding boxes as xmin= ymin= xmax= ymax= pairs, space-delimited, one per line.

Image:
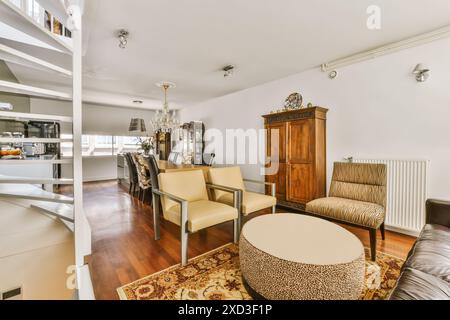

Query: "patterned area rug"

xmin=117 ymin=243 xmax=404 ymax=300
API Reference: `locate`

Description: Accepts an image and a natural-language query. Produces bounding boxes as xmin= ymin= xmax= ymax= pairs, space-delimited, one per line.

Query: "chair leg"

xmin=380 ymin=222 xmax=385 ymax=240
xmin=142 ymin=189 xmax=146 ymax=203
xmin=272 ymin=205 xmax=276 ymax=214
xmin=181 ymin=225 xmax=189 ymax=266
xmin=233 ymin=219 xmax=239 ymax=243
xmin=152 ymin=193 xmax=160 ymax=240
xmin=128 ymin=183 xmax=132 ymax=194
xmin=369 ymin=228 xmax=377 ymax=261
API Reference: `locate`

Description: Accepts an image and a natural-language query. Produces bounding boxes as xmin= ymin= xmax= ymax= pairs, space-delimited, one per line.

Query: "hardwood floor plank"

xmin=62 ymin=181 xmax=416 ymax=300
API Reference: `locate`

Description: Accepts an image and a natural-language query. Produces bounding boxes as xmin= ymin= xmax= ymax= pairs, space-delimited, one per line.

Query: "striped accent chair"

xmin=306 ymin=162 xmax=387 ymax=261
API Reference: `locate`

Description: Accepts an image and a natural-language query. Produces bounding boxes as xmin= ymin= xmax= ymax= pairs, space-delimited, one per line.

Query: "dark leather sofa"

xmin=390 ymin=199 xmax=450 ymax=300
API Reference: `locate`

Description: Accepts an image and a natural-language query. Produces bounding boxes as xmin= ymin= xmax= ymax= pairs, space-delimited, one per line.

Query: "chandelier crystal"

xmin=151 ymin=82 xmax=180 ymax=133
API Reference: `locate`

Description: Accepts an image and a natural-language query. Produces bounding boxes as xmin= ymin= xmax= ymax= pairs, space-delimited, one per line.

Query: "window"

xmin=61 ymin=134 xmax=142 ymax=157
xmin=115 ymin=136 xmax=140 ymax=154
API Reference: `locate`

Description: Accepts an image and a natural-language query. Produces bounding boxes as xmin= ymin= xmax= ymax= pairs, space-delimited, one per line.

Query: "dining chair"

xmin=124 ymin=153 xmax=139 ymax=195
xmin=146 ymin=155 xmax=162 ymax=238
xmin=132 ymin=153 xmax=152 ymax=204
xmin=152 ymin=170 xmax=240 ymax=266
xmin=203 ymin=153 xmax=216 ymax=166
xmin=208 ymin=166 xmax=277 ymax=230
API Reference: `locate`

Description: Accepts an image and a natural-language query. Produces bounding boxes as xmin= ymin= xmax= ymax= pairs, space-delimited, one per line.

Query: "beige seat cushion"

xmin=306 ymin=197 xmax=385 ymax=229
xmin=158 ymin=170 xmax=209 ymax=213
xmin=218 ymin=191 xmax=276 ymax=215
xmin=165 ymin=200 xmax=238 ymax=232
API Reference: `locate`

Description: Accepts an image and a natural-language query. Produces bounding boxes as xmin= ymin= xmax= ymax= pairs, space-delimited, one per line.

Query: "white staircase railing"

xmin=0 ymin=0 xmax=93 ymax=300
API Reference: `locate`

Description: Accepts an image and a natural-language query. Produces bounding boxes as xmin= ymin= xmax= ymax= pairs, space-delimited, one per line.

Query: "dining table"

xmin=157 ymin=160 xmax=210 ymax=174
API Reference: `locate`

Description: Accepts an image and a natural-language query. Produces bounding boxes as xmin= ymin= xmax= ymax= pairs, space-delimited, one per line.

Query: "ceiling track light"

xmin=222 ymin=65 xmax=235 ymax=77
xmin=118 ymin=29 xmax=129 ymax=49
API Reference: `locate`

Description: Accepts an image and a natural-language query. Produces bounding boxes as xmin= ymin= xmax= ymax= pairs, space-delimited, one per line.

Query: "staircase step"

xmin=0 ymin=177 xmax=74 ymax=185
xmin=31 ymin=202 xmax=74 ymax=222
xmin=0 ymin=184 xmax=73 ymax=204
xmin=59 ymin=219 xmax=74 ymax=232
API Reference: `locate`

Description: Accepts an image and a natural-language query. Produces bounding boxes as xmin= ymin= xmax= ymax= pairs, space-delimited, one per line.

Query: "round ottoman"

xmin=239 ymin=213 xmax=365 ymax=300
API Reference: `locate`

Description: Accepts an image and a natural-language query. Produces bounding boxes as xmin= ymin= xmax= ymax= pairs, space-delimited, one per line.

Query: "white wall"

xmin=30 ymin=99 xmax=155 ymax=181
xmin=180 ymin=37 xmax=450 ymax=201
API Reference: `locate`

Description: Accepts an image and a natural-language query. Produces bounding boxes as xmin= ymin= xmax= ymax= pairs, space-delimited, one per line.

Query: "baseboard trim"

xmin=83 ymin=176 xmax=117 ymax=183
xmin=385 ymin=225 xmax=420 ymax=237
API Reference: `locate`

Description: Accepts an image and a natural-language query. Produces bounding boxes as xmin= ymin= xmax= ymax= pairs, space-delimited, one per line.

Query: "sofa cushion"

xmin=217 ymin=191 xmax=276 ymax=215
xmin=306 ymin=197 xmax=385 ymax=229
xmin=390 ymin=267 xmax=450 ymax=300
xmin=404 ymin=224 xmax=450 ymax=282
xmin=165 ymin=200 xmax=238 ymax=232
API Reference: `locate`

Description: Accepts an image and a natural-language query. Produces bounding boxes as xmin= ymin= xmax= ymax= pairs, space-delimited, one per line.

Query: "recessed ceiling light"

xmin=133 ymin=100 xmax=143 ymax=104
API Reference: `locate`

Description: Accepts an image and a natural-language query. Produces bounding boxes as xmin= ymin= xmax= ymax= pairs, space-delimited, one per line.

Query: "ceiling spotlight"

xmin=328 ymin=70 xmax=338 ymax=79
xmin=412 ymin=64 xmax=430 ymax=82
xmin=222 ymin=65 xmax=235 ymax=77
xmin=133 ymin=100 xmax=143 ymax=104
xmin=118 ymin=29 xmax=129 ymax=49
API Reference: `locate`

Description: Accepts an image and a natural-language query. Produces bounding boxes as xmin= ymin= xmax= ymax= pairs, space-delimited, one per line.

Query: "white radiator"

xmin=353 ymin=159 xmax=429 ymax=235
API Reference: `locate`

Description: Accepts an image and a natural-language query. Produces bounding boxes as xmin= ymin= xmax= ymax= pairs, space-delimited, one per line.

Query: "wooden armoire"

xmin=263 ymin=107 xmax=328 ymax=210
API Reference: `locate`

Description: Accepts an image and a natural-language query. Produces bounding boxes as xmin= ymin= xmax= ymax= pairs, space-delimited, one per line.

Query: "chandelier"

xmin=151 ymin=82 xmax=180 ymax=133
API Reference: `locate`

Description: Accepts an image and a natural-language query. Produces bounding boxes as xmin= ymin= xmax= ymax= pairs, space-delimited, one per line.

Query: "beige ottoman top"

xmin=241 ymin=213 xmax=363 ymax=265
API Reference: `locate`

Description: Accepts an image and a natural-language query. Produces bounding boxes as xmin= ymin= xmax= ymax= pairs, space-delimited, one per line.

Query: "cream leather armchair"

xmin=152 ymin=170 xmax=240 ymax=266
xmin=208 ymin=167 xmax=277 ymax=230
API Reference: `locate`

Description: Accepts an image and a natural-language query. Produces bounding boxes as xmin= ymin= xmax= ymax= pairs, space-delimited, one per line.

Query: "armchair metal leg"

xmin=181 ymin=228 xmax=189 ymax=266
xmin=272 ymin=205 xmax=276 ymax=214
xmin=233 ymin=219 xmax=239 ymax=243
xmin=180 ymin=203 xmax=189 ymax=266
xmin=152 ymin=193 xmax=160 ymax=240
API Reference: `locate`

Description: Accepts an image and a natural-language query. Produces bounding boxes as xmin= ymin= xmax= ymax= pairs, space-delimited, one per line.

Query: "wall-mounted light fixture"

xmin=222 ymin=65 xmax=235 ymax=78
xmin=412 ymin=64 xmax=430 ymax=82
xmin=118 ymin=29 xmax=129 ymax=49
xmin=0 ymin=102 xmax=13 ymax=110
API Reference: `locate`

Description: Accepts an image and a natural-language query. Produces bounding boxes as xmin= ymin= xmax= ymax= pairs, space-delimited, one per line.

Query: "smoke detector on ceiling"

xmin=222 ymin=65 xmax=235 ymax=78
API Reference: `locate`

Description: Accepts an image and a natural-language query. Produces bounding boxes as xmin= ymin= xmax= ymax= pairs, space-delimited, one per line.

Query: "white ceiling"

xmin=3 ymin=0 xmax=450 ymax=109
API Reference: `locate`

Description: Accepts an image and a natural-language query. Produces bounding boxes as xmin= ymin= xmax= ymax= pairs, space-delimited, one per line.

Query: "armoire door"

xmin=265 ymin=122 xmax=286 ymax=200
xmin=287 ymin=119 xmax=314 ymax=204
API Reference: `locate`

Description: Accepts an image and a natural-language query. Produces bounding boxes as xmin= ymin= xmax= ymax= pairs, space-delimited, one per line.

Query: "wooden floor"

xmin=74 ymin=181 xmax=416 ymax=300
